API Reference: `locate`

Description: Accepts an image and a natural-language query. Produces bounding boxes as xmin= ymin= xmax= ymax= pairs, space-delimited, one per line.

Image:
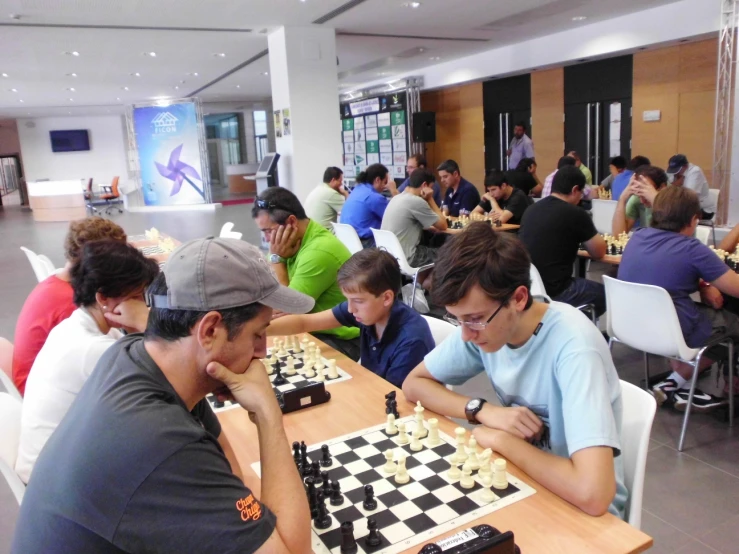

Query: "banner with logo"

xmin=130 ymin=99 xmax=210 ymax=206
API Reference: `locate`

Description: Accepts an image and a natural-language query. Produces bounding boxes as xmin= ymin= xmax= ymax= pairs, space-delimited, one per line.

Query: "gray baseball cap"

xmin=148 ymin=237 xmax=315 ymax=313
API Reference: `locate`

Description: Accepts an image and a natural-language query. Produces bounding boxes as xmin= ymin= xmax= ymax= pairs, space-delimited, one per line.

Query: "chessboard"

xmin=207 ymin=336 xmax=352 ymax=413
xmin=251 ymin=414 xmax=535 ymax=554
xmin=138 ymin=245 xmax=166 ymax=255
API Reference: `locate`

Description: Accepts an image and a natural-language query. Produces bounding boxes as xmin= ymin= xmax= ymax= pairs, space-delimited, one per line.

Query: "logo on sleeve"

xmin=236 ymin=494 xmax=262 ymax=521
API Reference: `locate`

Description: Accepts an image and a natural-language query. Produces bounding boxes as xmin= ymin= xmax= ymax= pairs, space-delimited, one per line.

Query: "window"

xmin=253 ymin=110 xmax=268 ymax=163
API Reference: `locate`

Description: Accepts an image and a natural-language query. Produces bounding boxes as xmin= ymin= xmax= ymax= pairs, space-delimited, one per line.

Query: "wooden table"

xmin=128 ymin=233 xmax=181 ymax=265
xmin=219 ymin=335 xmax=652 ymax=554
xmin=576 ymin=250 xmax=621 ymax=278
xmin=447 ymin=217 xmax=519 ymax=233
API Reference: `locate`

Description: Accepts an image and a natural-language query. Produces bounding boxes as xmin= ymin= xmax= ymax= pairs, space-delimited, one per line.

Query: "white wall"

xmin=16 ymin=115 xmax=128 ymax=184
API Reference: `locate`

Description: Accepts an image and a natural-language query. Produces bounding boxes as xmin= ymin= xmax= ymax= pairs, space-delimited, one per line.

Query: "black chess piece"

xmin=365 ymin=518 xmax=382 ymax=547
xmin=388 ymin=400 xmax=399 ymax=419
xmin=330 ymin=480 xmax=344 ymax=506
xmin=495 ymin=218 xmax=502 ymax=228
xmin=300 ymin=455 xmax=312 ymax=478
xmin=321 ymin=472 xmax=330 ymax=495
xmin=292 ymin=441 xmax=301 ymax=463
xmin=305 ymin=476 xmax=318 ymax=518
xmin=419 ymin=544 xmax=443 ymax=554
xmin=340 ymin=521 xmax=358 ymax=554
xmin=311 ymin=461 xmax=321 ymax=482
xmin=272 ymin=360 xmax=287 ymax=385
xmin=313 ymin=491 xmax=332 ymax=529
xmin=362 ymin=484 xmax=377 ymax=511
xmin=320 ymin=444 xmax=333 ymax=467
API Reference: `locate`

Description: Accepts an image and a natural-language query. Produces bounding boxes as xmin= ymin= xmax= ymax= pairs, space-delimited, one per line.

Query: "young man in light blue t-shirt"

xmin=402 ymin=223 xmax=628 ymax=518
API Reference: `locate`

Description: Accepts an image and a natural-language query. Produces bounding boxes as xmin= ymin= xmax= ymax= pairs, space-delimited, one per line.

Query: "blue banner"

xmin=132 ymin=101 xmax=207 ymax=206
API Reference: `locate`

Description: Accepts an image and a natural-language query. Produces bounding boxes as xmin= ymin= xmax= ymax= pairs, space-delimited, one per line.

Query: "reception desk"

xmin=27 ymin=180 xmax=87 ymax=222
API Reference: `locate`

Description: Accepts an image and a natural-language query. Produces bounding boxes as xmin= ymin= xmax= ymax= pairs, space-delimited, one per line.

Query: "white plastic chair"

xmin=695 ymin=225 xmax=711 ymax=246
xmin=422 ymin=315 xmax=457 ymax=347
xmin=604 ymin=276 xmax=734 ymax=451
xmin=371 ymin=229 xmax=434 ymax=308
xmin=0 ymin=392 xmax=21 ymax=470
xmin=698 ymin=189 xmax=719 ymax=246
xmin=0 ymin=337 xmax=20 ymax=401
xmin=0 ymin=458 xmax=24 ymax=504
xmin=37 ymin=254 xmax=55 ymax=276
xmin=619 ymin=380 xmax=657 ymax=529
xmin=529 ymin=263 xmax=550 ymax=300
xmin=332 ymin=223 xmax=363 ymax=255
xmin=219 ymin=222 xmax=243 ymax=240
xmin=19 ymin=247 xmax=53 ymax=283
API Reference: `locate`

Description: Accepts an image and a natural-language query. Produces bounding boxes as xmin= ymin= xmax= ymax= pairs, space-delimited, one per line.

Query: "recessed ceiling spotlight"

xmin=146 ymin=52 xmax=157 ymax=57
xmin=9 ymin=88 xmax=17 ymax=92
xmin=214 ymin=53 xmax=226 ymax=57
xmin=122 ymin=86 xmax=129 ymax=91
xmin=67 ymin=72 xmax=78 ymax=77
xmin=429 ymin=56 xmax=441 ymax=61
xmin=572 ymin=16 xmax=587 ymax=21
xmin=1 ymin=73 xmax=8 ymax=78
xmin=187 ymin=72 xmax=199 ymax=77
xmin=262 ymin=71 xmax=269 ymax=76
xmin=174 ymin=85 xmax=180 ymax=90
xmin=19 ymin=99 xmax=24 ymax=103
xmin=116 ymin=97 xmax=121 ymax=101
xmin=131 ymin=72 xmax=141 ymax=77
xmin=402 ymin=1 xmax=421 ymax=8
xmin=69 ymin=98 xmax=74 ymax=101
xmin=63 ymin=51 xmax=80 ymax=56
xmin=236 ymin=84 xmax=241 ymax=88
xmin=66 ymin=87 xmax=75 ymax=91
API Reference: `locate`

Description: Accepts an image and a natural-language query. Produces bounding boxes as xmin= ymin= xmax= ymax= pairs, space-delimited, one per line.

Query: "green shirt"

xmin=625 ymin=195 xmax=652 ymax=228
xmin=579 ymin=164 xmax=593 ymax=186
xmin=285 ymin=220 xmax=359 ymax=340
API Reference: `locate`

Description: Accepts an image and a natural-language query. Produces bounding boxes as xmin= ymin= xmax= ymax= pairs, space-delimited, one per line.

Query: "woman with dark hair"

xmin=16 ymin=240 xmax=159 ymax=483
xmin=505 ymin=157 xmax=542 ymax=197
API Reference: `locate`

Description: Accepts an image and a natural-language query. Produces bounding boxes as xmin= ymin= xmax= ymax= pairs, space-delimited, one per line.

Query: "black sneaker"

xmin=673 ymin=388 xmax=726 ymax=413
xmin=652 ymin=379 xmax=680 ymax=407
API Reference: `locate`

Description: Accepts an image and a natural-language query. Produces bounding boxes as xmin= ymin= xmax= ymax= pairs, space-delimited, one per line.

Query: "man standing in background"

xmin=507 ymin=122 xmax=535 ymax=170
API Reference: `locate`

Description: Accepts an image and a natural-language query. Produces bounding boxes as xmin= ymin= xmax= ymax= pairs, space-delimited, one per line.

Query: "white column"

xmin=728 ymin=57 xmax=739 ymax=225
xmin=268 ymin=26 xmax=342 ymax=202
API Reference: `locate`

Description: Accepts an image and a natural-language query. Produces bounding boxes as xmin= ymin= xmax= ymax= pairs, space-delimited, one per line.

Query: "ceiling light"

xmin=9 ymin=88 xmax=17 ymax=92
xmin=146 ymin=52 xmax=156 ymax=57
xmin=116 ymin=97 xmax=121 ymax=101
xmin=19 ymin=99 xmax=23 ymax=103
xmin=214 ymin=53 xmax=226 ymax=57
xmin=572 ymin=16 xmax=587 ymax=21
xmin=402 ymin=1 xmax=421 ymax=8
xmin=429 ymin=56 xmax=441 ymax=61
xmin=187 ymin=72 xmax=199 ymax=77
xmin=67 ymin=72 xmax=78 ymax=77
xmin=1 ymin=73 xmax=7 ymax=77
xmin=69 ymin=98 xmax=74 ymax=101
xmin=66 ymin=87 xmax=75 ymax=91
xmin=262 ymin=71 xmax=269 ymax=76
xmin=9 ymin=14 xmax=20 ymax=20
xmin=174 ymin=85 xmax=179 ymax=90
xmin=131 ymin=72 xmax=141 ymax=77
xmin=63 ymin=51 xmax=80 ymax=56
xmin=236 ymin=85 xmax=241 ymax=88
xmin=122 ymin=86 xmax=129 ymax=90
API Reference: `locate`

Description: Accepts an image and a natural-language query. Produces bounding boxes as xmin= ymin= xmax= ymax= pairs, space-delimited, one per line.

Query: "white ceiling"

xmin=0 ymin=0 xmax=681 ymax=118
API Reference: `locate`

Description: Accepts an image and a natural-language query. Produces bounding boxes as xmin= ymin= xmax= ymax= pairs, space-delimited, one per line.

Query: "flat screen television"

xmin=50 ymin=130 xmax=90 ymax=153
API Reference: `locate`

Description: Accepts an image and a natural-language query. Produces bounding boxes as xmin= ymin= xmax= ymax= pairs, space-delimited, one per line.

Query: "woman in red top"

xmin=12 ymin=217 xmax=126 ymax=394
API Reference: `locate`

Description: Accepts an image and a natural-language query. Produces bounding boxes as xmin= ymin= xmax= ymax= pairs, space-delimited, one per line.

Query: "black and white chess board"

xmin=251 ymin=416 xmax=535 ymax=554
xmin=206 ymin=342 xmax=352 ymax=413
xmin=137 ymin=245 xmax=166 ymax=255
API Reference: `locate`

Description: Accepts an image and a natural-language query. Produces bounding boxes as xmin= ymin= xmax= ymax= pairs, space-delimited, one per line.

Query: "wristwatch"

xmin=269 ymin=253 xmax=285 ymax=264
xmin=464 ymin=398 xmax=487 ymax=424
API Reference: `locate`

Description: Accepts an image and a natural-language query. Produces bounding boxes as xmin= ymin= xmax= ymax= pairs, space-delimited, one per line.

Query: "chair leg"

xmin=729 ymin=342 xmax=734 ymax=428
xmin=408 ymin=273 xmax=419 ymax=308
xmin=678 ymin=353 xmax=704 ymax=452
xmin=643 ymin=352 xmax=650 ymax=392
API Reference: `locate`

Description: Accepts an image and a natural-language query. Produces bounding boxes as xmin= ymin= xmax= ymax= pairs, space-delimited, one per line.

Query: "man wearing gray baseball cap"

xmin=12 ymin=238 xmax=315 ymax=554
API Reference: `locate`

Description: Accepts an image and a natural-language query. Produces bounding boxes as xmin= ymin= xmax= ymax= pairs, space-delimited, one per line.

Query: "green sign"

xmin=366 ymin=140 xmax=379 ymax=154
xmin=342 ymin=119 xmax=354 ymax=131
xmin=391 ymin=111 xmax=405 ymax=125
xmin=378 ymin=127 xmax=391 ymax=140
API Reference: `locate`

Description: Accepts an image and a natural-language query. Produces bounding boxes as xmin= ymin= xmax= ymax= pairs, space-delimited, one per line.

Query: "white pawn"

xmin=284 ymin=356 xmax=297 ymax=376
xmin=467 ymin=437 xmax=480 ymax=471
xmin=308 ymin=341 xmax=316 ymax=353
xmin=293 ymin=337 xmax=302 ymax=353
xmin=414 ymin=401 xmax=428 ymax=439
xmin=303 ymin=364 xmax=316 ymax=379
xmin=396 ymin=422 xmax=410 ymax=445
xmin=453 ymin=428 xmax=468 ymax=463
xmin=383 ymin=449 xmax=397 ymax=474
xmin=314 ymin=348 xmax=325 ymax=370
xmin=266 ymin=362 xmax=274 ymax=375
xmin=478 ymin=449 xmax=493 ymax=478
xmin=300 ymin=339 xmax=309 ymax=353
xmin=410 ymin=429 xmax=423 ymax=452
xmin=394 ymin=454 xmax=409 ymax=484
xmin=313 ymin=366 xmax=325 ymax=382
xmin=268 ymin=350 xmax=279 ymax=364
xmin=327 ymin=359 xmax=339 ymax=379
xmin=427 ymin=418 xmax=441 ymax=446
xmin=492 ymin=458 xmax=508 ymax=490
xmin=385 ymin=414 xmax=398 ymax=435
xmin=277 ymin=340 xmax=287 ymax=357
xmin=480 ymin=473 xmax=496 ymax=503
xmin=447 ymin=460 xmax=461 ymax=480
xmin=460 ymin=462 xmax=475 ymax=489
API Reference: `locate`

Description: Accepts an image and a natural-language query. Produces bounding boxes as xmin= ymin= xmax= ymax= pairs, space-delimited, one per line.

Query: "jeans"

xmin=554 ymin=278 xmax=606 ymax=317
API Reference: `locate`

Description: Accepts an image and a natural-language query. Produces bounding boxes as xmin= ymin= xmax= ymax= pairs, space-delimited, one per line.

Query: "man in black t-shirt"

xmin=505 ymin=157 xmax=542 ymax=197
xmin=472 ymin=170 xmax=530 ymax=225
xmin=520 ymin=166 xmax=607 ymax=316
xmin=12 ymin=238 xmax=315 ymax=554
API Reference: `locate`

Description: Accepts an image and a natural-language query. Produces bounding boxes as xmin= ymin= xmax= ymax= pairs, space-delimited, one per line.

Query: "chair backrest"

xmin=0 ymin=392 xmax=21 ymax=469
xmin=0 ymin=370 xmax=20 ymax=402
xmin=371 ymin=228 xmax=416 ymax=276
xmin=219 ymin=222 xmax=243 ymax=240
xmin=332 ymin=223 xmax=363 ymax=255
xmin=529 ymin=263 xmax=549 ymax=299
xmin=603 ymin=276 xmax=698 ymax=360
xmin=37 ymin=254 xmax=55 ymax=276
xmin=422 ymin=316 xmax=457 ymax=347
xmin=19 ymin=247 xmax=52 ymax=282
xmin=0 ymin=338 xmax=12 ymax=385
xmin=220 ymin=222 xmax=235 ymax=236
xmin=619 ymin=380 xmax=657 ymax=529
xmin=708 ymin=188 xmax=719 ymax=215
xmin=695 ymin=225 xmax=711 ymax=245
xmin=0 ymin=458 xmax=24 ymax=506
xmin=591 ymin=199 xmax=618 ymax=234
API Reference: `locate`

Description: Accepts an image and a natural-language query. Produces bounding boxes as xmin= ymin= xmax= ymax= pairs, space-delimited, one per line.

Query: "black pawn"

xmin=330 ymin=480 xmax=344 ymax=506
xmin=365 ymin=518 xmax=382 ymax=547
xmin=311 ymin=460 xmax=321 ymax=481
xmin=320 ymin=444 xmax=333 ymax=467
xmin=292 ymin=441 xmax=301 ymax=463
xmin=362 ymin=484 xmax=377 ymax=511
xmin=340 ymin=521 xmax=358 ymax=554
xmin=272 ymin=360 xmax=287 ymax=385
xmin=321 ymin=472 xmax=331 ymax=495
xmin=313 ymin=491 xmax=332 ymax=530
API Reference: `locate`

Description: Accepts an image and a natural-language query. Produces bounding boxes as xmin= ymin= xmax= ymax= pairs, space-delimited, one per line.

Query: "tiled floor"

xmin=2 ymin=194 xmax=739 ymax=552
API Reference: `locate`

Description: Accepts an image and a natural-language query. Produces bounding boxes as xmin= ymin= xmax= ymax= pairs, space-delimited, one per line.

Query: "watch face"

xmin=467 ymin=399 xmax=481 ymax=411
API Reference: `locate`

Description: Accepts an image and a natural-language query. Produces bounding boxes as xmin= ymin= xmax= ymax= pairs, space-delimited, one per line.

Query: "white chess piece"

xmin=492 ymin=458 xmax=508 ymax=490
xmin=327 ymin=359 xmax=339 ymax=379
xmin=383 ymin=449 xmax=397 ymax=474
xmin=385 ymin=414 xmax=398 ymax=435
xmin=293 ymin=337 xmax=302 ymax=353
xmin=285 ymin=357 xmax=297 ymax=376
xmin=414 ymin=401 xmax=428 ymax=439
xmin=480 ymin=473 xmax=496 ymax=503
xmin=266 ymin=362 xmax=274 ymax=375
xmin=300 ymin=339 xmax=309 ymax=353
xmin=277 ymin=340 xmax=287 ymax=357
xmin=467 ymin=437 xmax=480 ymax=471
xmin=460 ymin=462 xmax=475 ymax=489
xmin=303 ymin=364 xmax=316 ymax=379
xmin=394 ymin=454 xmax=409 ymax=484
xmin=313 ymin=366 xmax=325 ymax=382
xmin=478 ymin=449 xmax=492 ymax=478
xmin=453 ymin=428 xmax=468 ymax=463
xmin=396 ymin=422 xmax=410 ymax=445
xmin=447 ymin=460 xmax=461 ymax=480
xmin=427 ymin=418 xmax=440 ymax=446
xmin=313 ymin=348 xmax=325 ymax=370
xmin=410 ymin=429 xmax=423 ymax=452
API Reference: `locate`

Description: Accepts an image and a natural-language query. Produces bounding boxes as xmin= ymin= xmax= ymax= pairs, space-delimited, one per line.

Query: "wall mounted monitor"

xmin=50 ymin=129 xmax=91 ymax=152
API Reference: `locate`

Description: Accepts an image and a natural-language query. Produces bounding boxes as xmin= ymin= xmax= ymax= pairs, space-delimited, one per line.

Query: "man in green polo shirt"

xmin=612 ymin=165 xmax=668 ymax=236
xmin=252 ymin=187 xmax=360 ymax=359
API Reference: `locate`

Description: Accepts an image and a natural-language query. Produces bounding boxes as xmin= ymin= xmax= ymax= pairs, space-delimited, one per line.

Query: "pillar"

xmin=268 ymin=26 xmax=342 ymax=202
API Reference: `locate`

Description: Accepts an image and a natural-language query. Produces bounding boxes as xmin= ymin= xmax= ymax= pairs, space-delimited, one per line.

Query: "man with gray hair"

xmin=12 ymin=238 xmax=315 ymax=554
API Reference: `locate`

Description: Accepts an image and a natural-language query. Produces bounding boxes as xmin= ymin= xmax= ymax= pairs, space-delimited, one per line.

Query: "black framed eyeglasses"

xmin=444 ymin=294 xmax=512 ymax=330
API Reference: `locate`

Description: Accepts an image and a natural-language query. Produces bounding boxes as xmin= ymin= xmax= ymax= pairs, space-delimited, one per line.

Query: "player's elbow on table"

xmin=401 ymin=365 xmax=430 ymax=404
xmin=571 ymin=481 xmax=616 ymax=518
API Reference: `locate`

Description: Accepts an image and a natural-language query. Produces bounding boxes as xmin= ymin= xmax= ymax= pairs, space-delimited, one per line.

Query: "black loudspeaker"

xmin=412 ymin=112 xmax=436 ymax=143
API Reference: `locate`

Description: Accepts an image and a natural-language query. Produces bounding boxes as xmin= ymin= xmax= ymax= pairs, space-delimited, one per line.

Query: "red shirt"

xmin=12 ymin=275 xmax=75 ymax=395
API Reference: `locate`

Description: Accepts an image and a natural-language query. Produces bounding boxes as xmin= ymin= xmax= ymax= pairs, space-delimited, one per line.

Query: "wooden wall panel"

xmin=678 ymin=90 xmax=716 ymax=183
xmin=531 ymin=68 xmax=564 ymax=175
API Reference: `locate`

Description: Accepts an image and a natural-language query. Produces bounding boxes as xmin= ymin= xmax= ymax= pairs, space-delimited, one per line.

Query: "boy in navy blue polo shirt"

xmin=267 ymin=248 xmax=434 ymax=388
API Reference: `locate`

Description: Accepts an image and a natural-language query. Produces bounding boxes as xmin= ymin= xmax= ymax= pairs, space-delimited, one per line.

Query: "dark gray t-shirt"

xmin=11 ymin=334 xmax=275 ymax=554
xmin=381 ymin=193 xmax=441 ymax=261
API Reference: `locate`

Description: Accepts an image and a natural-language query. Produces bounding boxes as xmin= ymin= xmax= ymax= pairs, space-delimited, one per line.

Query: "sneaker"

xmin=673 ymin=388 xmax=726 ymax=413
xmin=652 ymin=379 xmax=680 ymax=407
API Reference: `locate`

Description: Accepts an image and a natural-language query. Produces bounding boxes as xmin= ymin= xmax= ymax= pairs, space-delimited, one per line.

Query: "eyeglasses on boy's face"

xmin=444 ymin=294 xmax=513 ymax=330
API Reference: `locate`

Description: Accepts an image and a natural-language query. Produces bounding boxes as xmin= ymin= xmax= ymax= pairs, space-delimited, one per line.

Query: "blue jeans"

xmin=554 ymin=278 xmax=606 ymax=317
